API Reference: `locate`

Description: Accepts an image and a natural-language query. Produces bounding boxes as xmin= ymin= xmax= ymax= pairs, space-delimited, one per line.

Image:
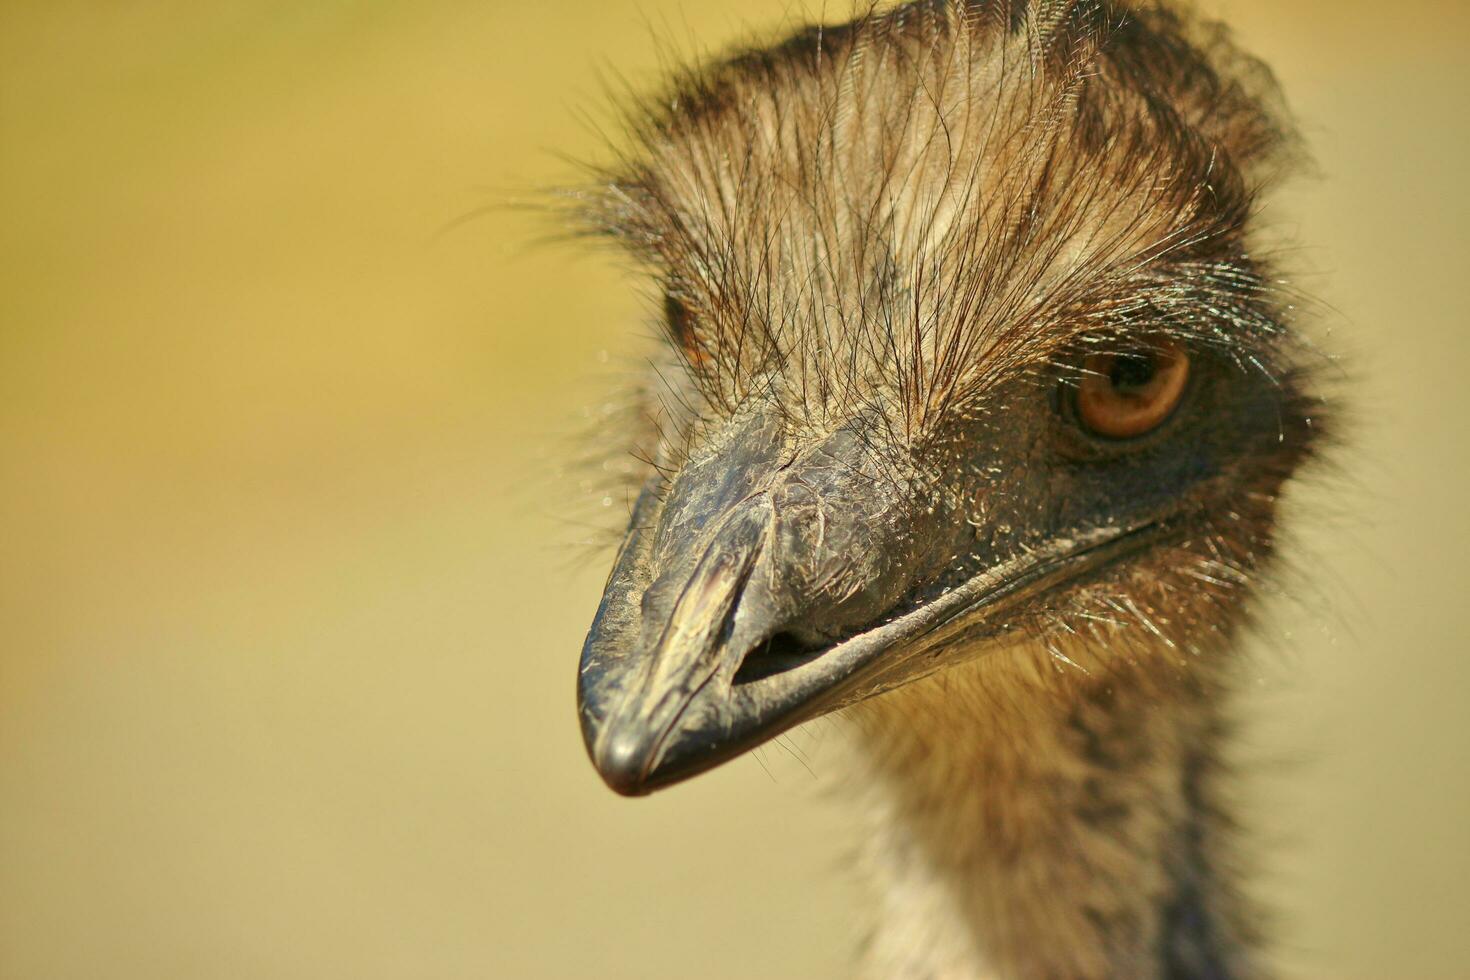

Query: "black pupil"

xmin=1109 ymin=352 xmax=1157 ymax=392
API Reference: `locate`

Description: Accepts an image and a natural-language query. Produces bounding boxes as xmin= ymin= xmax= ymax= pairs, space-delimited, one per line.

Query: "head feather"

xmin=575 ymin=0 xmax=1303 ymax=450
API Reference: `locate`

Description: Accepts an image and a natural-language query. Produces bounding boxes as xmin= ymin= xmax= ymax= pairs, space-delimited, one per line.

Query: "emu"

xmin=571 ymin=1 xmax=1321 ymax=976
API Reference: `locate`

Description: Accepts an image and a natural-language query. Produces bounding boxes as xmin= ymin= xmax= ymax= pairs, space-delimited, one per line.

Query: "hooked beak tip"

xmin=591 ymin=727 xmax=658 ymax=797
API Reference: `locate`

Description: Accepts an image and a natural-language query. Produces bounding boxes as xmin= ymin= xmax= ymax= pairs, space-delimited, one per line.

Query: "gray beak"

xmin=577 ymin=404 xmax=945 ymax=795
xmin=576 ymin=407 xmax=1157 ymax=795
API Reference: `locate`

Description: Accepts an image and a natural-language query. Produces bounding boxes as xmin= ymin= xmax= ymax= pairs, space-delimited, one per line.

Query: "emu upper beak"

xmin=577 ymin=409 xmax=1148 ymax=795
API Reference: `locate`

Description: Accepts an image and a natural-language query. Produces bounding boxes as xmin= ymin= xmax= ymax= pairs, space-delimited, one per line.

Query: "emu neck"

xmin=847 ymin=654 xmax=1263 ymax=980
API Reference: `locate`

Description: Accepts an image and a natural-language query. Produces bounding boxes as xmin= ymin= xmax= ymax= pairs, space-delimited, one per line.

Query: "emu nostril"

xmin=732 ymin=631 xmax=829 ymax=685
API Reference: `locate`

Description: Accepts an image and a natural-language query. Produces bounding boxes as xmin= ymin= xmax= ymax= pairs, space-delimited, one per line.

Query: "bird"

xmin=567 ymin=1 xmax=1323 ymax=977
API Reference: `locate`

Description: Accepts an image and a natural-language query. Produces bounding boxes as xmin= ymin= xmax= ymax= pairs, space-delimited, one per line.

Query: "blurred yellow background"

xmin=2 ymin=1 xmax=1466 ymax=978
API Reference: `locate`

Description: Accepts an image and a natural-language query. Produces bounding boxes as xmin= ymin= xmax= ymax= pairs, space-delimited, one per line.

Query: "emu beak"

xmin=577 ymin=409 xmax=1150 ymax=795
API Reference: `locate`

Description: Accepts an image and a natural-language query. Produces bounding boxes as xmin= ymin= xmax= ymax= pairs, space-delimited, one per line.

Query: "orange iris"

xmin=1076 ymin=339 xmax=1191 ymax=439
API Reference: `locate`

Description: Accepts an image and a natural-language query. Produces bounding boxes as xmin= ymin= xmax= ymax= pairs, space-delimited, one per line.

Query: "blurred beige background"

xmin=2 ymin=1 xmax=1466 ymax=978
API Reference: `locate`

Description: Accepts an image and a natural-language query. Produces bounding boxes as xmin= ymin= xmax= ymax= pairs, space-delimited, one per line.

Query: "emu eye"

xmin=1075 ymin=338 xmax=1190 ymax=439
xmin=664 ymin=293 xmax=706 ymax=367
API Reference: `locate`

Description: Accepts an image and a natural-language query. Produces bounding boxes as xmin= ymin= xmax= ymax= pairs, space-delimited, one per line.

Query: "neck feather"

xmin=844 ymin=647 xmax=1265 ymax=980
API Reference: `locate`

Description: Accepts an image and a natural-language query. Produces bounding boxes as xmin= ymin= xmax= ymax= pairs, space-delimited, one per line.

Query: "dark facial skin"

xmin=578 ymin=324 xmax=1312 ymax=795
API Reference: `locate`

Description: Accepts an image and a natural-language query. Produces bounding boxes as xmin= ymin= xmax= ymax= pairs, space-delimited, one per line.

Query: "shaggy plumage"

xmin=579 ymin=0 xmax=1301 ymax=432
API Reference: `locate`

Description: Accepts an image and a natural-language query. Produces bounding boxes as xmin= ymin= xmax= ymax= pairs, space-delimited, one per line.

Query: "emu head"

xmin=574 ymin=1 xmax=1318 ymax=795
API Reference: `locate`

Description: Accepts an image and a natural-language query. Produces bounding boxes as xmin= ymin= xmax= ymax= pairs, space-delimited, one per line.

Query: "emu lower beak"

xmin=576 ymin=412 xmax=1148 ymax=796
